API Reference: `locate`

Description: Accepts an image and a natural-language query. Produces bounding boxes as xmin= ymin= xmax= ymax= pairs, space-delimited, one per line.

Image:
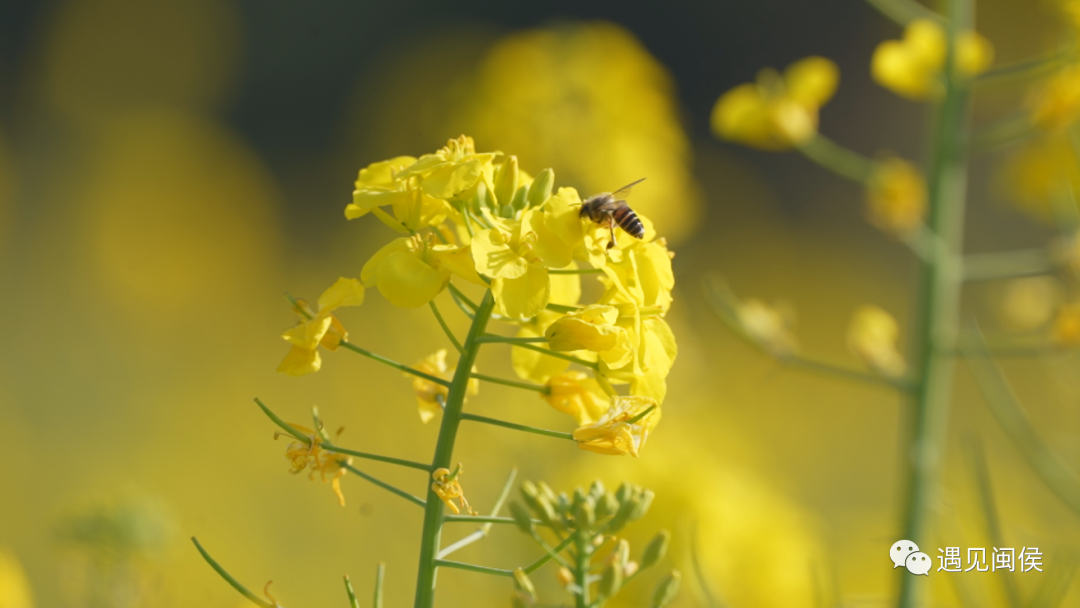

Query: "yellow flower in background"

xmin=865 ymin=157 xmax=926 ymax=235
xmin=362 ymin=234 xmax=482 ymax=308
xmin=1029 ymin=65 xmax=1080 ymax=131
xmin=871 ymin=19 xmax=993 ymax=100
xmin=1003 ymin=137 xmax=1080 ymax=221
xmin=573 ymin=395 xmax=660 ymax=457
xmin=543 ymin=371 xmax=609 ymax=425
xmin=847 ymin=306 xmax=906 ymax=378
xmin=545 ymin=305 xmax=634 ymax=368
xmin=997 ymin=277 xmax=1062 ymax=331
xmin=441 ymin=22 xmax=701 ymax=241
xmin=277 ymin=277 xmax=365 ymax=376
xmin=275 ymin=423 xmax=351 ymax=506
xmin=738 ymin=299 xmax=798 ymax=358
xmin=431 ymin=464 xmax=476 ymax=515
xmin=712 ymin=56 xmax=839 ymax=150
xmin=346 ymin=156 xmax=450 ymax=233
xmin=0 ymin=548 xmax=33 ymax=608
xmin=1051 ymin=301 xmax=1080 ymax=346
xmin=408 ymin=349 xmax=479 ymax=423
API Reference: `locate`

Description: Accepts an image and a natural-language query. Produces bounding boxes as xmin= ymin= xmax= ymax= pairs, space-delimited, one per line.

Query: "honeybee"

xmin=579 ymin=178 xmax=646 ymax=249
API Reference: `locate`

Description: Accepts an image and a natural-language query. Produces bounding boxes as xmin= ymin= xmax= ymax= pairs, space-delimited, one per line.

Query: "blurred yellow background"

xmin=0 ymin=0 xmax=1078 ymax=606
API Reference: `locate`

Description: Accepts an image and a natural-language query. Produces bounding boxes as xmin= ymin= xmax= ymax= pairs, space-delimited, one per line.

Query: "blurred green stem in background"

xmin=898 ymin=0 xmax=972 ymax=606
xmin=192 ymin=538 xmax=278 ymax=608
xmin=865 ymin=0 xmax=944 ymax=25
xmin=797 ymin=134 xmax=877 ymax=184
xmin=414 ymin=291 xmax=496 ymax=608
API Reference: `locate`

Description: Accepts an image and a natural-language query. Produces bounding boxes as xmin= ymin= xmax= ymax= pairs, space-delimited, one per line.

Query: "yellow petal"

xmin=711 ymin=83 xmax=781 ymax=150
xmin=512 ymin=312 xmax=572 ymax=383
xmin=493 ymin=262 xmax=550 ymax=318
xmin=523 ymin=207 xmax=573 ymax=269
xmin=546 ymin=307 xmax=622 ymax=353
xmin=549 ymin=263 xmax=582 ymax=307
xmin=471 ymin=227 xmax=529 ymax=279
xmin=318 ymin=277 xmax=366 ymax=311
xmin=282 ymin=314 xmax=333 ymax=350
xmin=376 ymin=251 xmax=450 ymax=308
xmin=422 ymin=159 xmax=483 ymax=199
xmin=433 ymin=244 xmax=487 ymax=286
xmin=346 ymin=188 xmax=414 ymax=220
xmin=958 ymin=32 xmax=994 ymax=76
xmin=543 ymin=187 xmax=586 ymax=250
xmin=784 ymin=56 xmax=839 ymax=107
xmin=355 ymin=156 xmax=417 ymax=189
xmin=361 ymin=237 xmax=412 ymax=286
xmin=277 ymin=345 xmax=322 ymax=376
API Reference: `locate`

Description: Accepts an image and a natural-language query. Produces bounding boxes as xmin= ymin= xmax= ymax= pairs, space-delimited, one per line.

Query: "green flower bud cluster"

xmin=509 ymin=479 xmax=677 ymax=608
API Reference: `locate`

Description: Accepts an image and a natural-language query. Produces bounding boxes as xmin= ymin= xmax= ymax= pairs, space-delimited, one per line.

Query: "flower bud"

xmin=510 ymin=185 xmax=529 ymax=212
xmin=513 ymin=568 xmax=537 ymax=599
xmin=588 ymin=479 xmax=606 ymax=501
xmin=640 ymin=530 xmax=670 ymax=570
xmin=494 ymin=156 xmax=520 ymax=209
xmin=651 ymin=570 xmax=682 ymax=608
xmin=629 ymin=489 xmax=655 ymax=522
xmin=595 ymin=491 xmax=618 ymax=520
xmin=556 ymin=566 xmax=575 ymax=588
xmin=509 ymin=502 xmax=535 ymax=534
xmin=598 ymin=560 xmax=624 ymax=599
xmin=528 ymin=168 xmax=554 ymax=207
xmin=511 ymin=592 xmax=534 ymax=608
xmin=574 ymin=494 xmax=596 ymax=529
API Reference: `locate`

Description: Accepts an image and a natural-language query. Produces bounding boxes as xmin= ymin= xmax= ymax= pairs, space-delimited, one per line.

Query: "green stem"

xmin=460 ymin=413 xmax=575 ymax=441
xmin=966 ymin=438 xmax=1023 ymax=608
xmin=510 ymin=342 xmax=599 ymax=369
xmin=524 ymin=534 xmax=576 ymax=574
xmin=476 ymin=334 xmax=549 ymax=344
xmin=344 ymin=575 xmax=361 ymax=608
xmin=448 ymin=283 xmax=479 ymax=312
xmin=898 ymin=1 xmax=971 ymax=606
xmin=433 ymin=559 xmax=514 ymax=577
xmin=374 ymin=564 xmax=386 ymax=608
xmin=414 ymin=291 xmax=497 ymax=608
xmin=547 ymin=303 xmax=583 ymax=313
xmin=470 ymin=372 xmax=550 ymax=394
xmin=967 ymin=114 xmax=1037 ymax=154
xmin=444 ymin=514 xmax=542 ymax=526
xmin=782 ymin=356 xmax=910 ymax=391
xmin=976 ymin=45 xmax=1078 ymax=89
xmin=342 ymin=463 xmax=426 ymax=508
xmin=340 ymin=341 xmax=451 ymax=387
xmin=574 ymin=530 xmax=591 ymax=608
xmin=549 ymin=268 xmax=603 ymax=275
xmin=864 ymin=0 xmax=943 ymax=25
xmin=437 ymin=469 xmax=519 ymax=559
xmin=962 ymin=248 xmax=1055 ymax=281
xmin=191 ymin=537 xmax=276 ymax=608
xmin=430 ymin=301 xmax=464 ymax=354
xmin=322 ymin=445 xmax=433 ymax=472
xmin=797 ymin=134 xmax=878 ymax=183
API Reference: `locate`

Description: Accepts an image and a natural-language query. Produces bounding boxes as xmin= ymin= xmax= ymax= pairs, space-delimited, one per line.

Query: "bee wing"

xmin=611 ymin=177 xmax=646 ymax=200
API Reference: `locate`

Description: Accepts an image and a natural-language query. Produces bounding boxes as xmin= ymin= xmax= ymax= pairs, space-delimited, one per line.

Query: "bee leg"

xmin=607 ymin=217 xmax=616 ymax=249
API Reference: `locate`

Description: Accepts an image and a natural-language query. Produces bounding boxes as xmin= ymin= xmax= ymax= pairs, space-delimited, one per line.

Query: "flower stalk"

xmin=898 ymin=0 xmax=972 ymax=606
xmin=414 ymin=291 xmax=497 ymax=608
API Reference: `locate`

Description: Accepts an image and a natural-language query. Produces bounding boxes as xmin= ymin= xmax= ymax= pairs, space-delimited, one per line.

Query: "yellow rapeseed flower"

xmin=396 ymin=135 xmax=500 ymax=200
xmin=865 ymin=157 xmax=927 ymax=235
xmin=345 ymin=156 xmax=450 ymax=233
xmin=432 ymin=464 xmax=477 ymax=515
xmin=871 ymin=19 xmax=993 ymax=101
xmin=1051 ymin=301 xmax=1080 ymax=346
xmin=543 ymin=371 xmax=609 ymax=425
xmin=711 ymin=56 xmax=839 ymax=150
xmin=573 ymin=396 xmax=661 ymax=457
xmin=275 ymin=423 xmax=352 ymax=506
xmin=408 ymin=349 xmax=479 ymax=423
xmin=511 ymin=311 xmax=577 ymax=383
xmin=847 ymin=306 xmax=906 ymax=378
xmin=0 ymin=548 xmax=32 ymax=608
xmin=1003 ymin=137 xmax=1080 ymax=221
xmin=737 ymin=299 xmax=798 ymax=358
xmin=545 ymin=305 xmax=634 ymax=368
xmin=1029 ymin=65 xmax=1080 ymax=131
xmin=277 ymin=277 xmax=365 ymax=376
xmin=362 ymin=234 xmax=483 ymax=308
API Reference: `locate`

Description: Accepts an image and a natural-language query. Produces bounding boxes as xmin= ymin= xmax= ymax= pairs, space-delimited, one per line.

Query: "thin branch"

xmin=191 ymin=537 xmax=277 ymax=608
xmin=796 ymin=134 xmax=877 ymax=183
xmin=340 ymin=341 xmax=451 ymax=387
xmin=510 ymin=342 xmax=599 ymax=369
xmin=864 ymin=0 xmax=943 ymax=25
xmin=447 ymin=283 xmax=479 ymax=311
xmin=373 ymin=563 xmax=385 ymax=608
xmin=344 ymin=575 xmax=361 ymax=608
xmin=430 ymin=301 xmax=464 ymax=354
xmin=434 ymin=559 xmax=514 ymax=577
xmin=343 ymin=463 xmax=427 ymax=508
xmin=470 ymin=373 xmax=551 ymax=394
xmin=976 ymin=45 xmax=1078 ymax=89
xmin=961 ymin=329 xmax=1080 ymax=515
xmin=523 ymin=534 xmax=576 ymax=574
xmin=476 ymin=334 xmax=549 ymax=344
xmin=461 ymin=413 xmax=575 ymax=440
xmin=962 ymin=248 xmax=1055 ymax=282
xmin=438 ymin=469 xmax=519 ymax=559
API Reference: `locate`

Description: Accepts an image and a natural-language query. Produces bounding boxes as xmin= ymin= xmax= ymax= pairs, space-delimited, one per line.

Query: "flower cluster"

xmin=872 ymin=19 xmax=993 ymax=100
xmin=277 ymin=136 xmax=676 ymax=457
